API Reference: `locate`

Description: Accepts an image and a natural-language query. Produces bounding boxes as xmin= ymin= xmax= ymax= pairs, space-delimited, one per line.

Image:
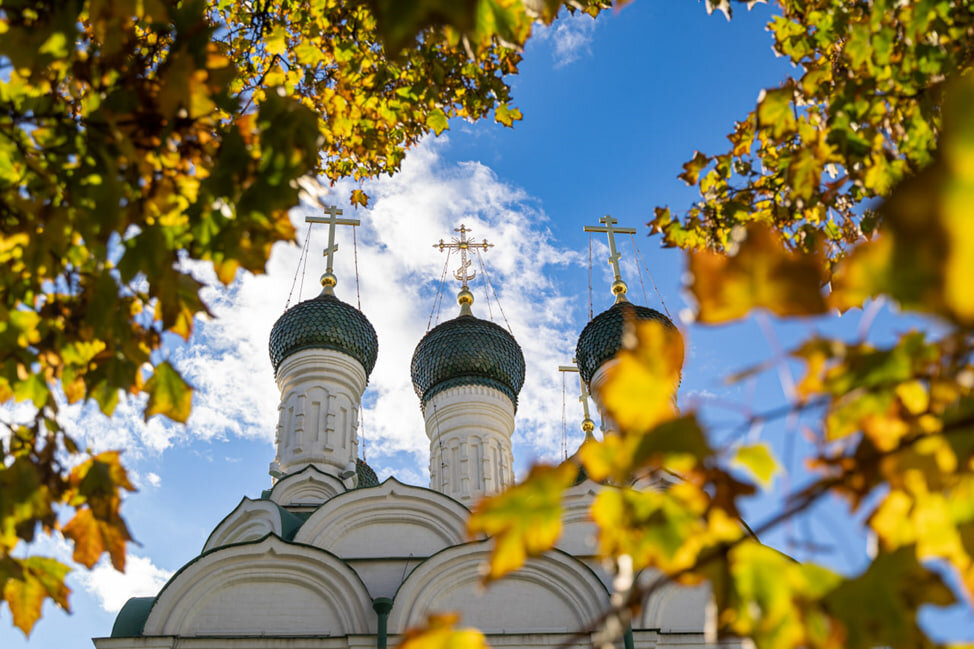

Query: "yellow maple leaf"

xmin=398 ymin=614 xmax=488 ymax=649
xmin=597 ymin=318 xmax=684 ymax=434
xmin=467 ymin=463 xmax=576 ymax=582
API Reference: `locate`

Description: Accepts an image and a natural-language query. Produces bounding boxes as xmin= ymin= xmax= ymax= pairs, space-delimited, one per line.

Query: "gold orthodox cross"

xmin=583 ymin=215 xmax=636 ymax=303
xmin=434 ymin=224 xmax=493 ymax=291
xmin=558 ymin=363 xmax=596 ymax=438
xmin=306 ymin=205 xmax=360 ymax=294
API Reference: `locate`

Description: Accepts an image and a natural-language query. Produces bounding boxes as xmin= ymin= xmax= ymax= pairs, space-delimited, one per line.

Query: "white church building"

xmin=93 ymin=216 xmax=725 ymax=649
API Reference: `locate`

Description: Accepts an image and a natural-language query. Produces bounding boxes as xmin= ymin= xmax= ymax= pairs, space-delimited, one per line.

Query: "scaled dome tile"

xmin=410 ymin=315 xmax=525 ymax=409
xmin=575 ymin=302 xmax=678 ymax=384
xmin=269 ymin=294 xmax=379 ymax=377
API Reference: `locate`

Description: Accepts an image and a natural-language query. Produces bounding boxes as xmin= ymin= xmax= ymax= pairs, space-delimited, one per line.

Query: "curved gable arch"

xmin=144 ymin=536 xmax=373 ymax=637
xmin=268 ymin=465 xmax=346 ymax=508
xmin=557 ymin=480 xmax=601 ymax=556
xmin=294 ymin=478 xmax=469 ymax=557
xmin=638 ymin=569 xmax=710 ymax=633
xmin=389 ymin=541 xmax=609 ymax=634
xmin=203 ymin=498 xmax=301 ymax=552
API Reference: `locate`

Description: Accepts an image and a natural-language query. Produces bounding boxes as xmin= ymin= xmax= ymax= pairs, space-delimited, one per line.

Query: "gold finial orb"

xmin=457 ymin=288 xmax=474 ymax=306
xmin=611 ymin=279 xmax=628 ymax=302
xmin=581 ymin=418 xmax=595 ymax=434
xmin=321 ymin=272 xmax=337 ymax=287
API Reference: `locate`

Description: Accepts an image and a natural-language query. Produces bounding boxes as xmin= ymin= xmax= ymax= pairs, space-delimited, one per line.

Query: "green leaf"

xmin=144 ymin=361 xmax=193 ymax=423
xmin=265 ymin=26 xmax=288 ymax=56
xmin=426 ymin=108 xmax=449 ymax=135
xmin=757 ymin=86 xmax=796 ymax=138
xmin=13 ymin=373 xmax=50 ymax=409
xmin=825 ymin=548 xmax=955 ymax=649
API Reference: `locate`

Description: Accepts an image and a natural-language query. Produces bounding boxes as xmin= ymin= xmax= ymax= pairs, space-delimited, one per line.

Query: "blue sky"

xmin=3 ymin=1 xmax=972 ymax=646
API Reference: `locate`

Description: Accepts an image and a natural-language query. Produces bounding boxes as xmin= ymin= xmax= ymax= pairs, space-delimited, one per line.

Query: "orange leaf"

xmin=62 ymin=507 xmax=132 ymax=570
xmin=350 ymin=189 xmax=369 ymax=207
xmin=688 ymin=223 xmax=827 ymax=323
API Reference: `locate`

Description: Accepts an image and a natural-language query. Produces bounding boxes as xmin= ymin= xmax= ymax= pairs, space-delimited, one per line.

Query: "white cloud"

xmin=35 ymin=137 xmax=594 ymax=484
xmin=76 ymin=555 xmax=173 ymax=613
xmin=329 ymin=140 xmax=589 ymax=472
xmin=535 ymin=13 xmax=598 ymax=67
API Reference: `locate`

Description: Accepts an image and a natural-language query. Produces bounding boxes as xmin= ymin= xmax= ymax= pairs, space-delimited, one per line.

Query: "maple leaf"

xmin=688 ymin=223 xmax=828 ymax=323
xmin=144 ymin=361 xmax=193 ymax=423
xmin=467 ymin=463 xmax=576 ymax=582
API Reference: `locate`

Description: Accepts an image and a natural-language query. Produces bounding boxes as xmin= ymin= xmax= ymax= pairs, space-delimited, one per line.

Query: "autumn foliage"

xmin=467 ymin=3 xmax=974 ymax=649
xmin=1 ymin=0 xmax=974 ymax=646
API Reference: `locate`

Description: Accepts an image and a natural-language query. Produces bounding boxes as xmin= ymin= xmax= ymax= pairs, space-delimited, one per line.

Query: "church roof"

xmin=410 ymin=314 xmax=525 ymax=409
xmin=268 ymin=294 xmax=378 ymax=376
xmin=111 ymin=596 xmax=154 ymax=638
xmin=575 ymin=301 xmax=677 ymax=384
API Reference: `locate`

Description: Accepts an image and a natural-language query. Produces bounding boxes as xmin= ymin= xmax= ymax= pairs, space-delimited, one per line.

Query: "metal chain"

xmin=630 ymin=234 xmax=650 ymax=306
xmin=630 ymin=233 xmax=672 ymax=320
xmin=285 ymin=222 xmax=313 ymax=311
xmin=352 ymin=225 xmax=362 ymax=311
xmin=587 ymin=232 xmax=594 ymax=320
xmin=476 ymin=249 xmax=495 ymax=321
xmin=427 ymin=248 xmax=452 ymax=332
xmin=477 ymin=250 xmax=513 ymax=334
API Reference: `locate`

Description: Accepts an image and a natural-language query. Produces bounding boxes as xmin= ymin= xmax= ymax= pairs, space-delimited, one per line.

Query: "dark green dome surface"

xmin=356 ymin=458 xmax=379 ymax=488
xmin=269 ymin=294 xmax=378 ymax=376
xmin=411 ymin=315 xmax=525 ymax=409
xmin=575 ymin=302 xmax=677 ymax=384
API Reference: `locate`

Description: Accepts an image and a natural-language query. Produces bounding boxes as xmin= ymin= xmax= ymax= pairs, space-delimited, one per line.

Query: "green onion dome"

xmin=356 ymin=458 xmax=379 ymax=489
xmin=575 ymin=302 xmax=679 ymax=384
xmin=410 ymin=315 xmax=526 ymax=410
xmin=269 ymin=294 xmax=378 ymax=377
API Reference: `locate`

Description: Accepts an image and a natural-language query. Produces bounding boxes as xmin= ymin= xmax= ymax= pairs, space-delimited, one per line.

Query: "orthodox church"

xmin=93 ymin=213 xmax=727 ymax=649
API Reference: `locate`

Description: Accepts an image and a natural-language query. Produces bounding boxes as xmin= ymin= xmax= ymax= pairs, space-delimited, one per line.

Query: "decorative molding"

xmin=203 ymin=499 xmax=297 ymax=552
xmin=268 ymin=466 xmax=346 ymax=509
xmin=294 ymin=478 xmax=468 ymax=557
xmin=424 ymin=385 xmax=516 ymax=505
xmin=144 ymin=536 xmax=373 ymax=637
xmin=389 ymin=541 xmax=610 ymax=634
xmin=271 ymin=348 xmax=366 ymax=477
